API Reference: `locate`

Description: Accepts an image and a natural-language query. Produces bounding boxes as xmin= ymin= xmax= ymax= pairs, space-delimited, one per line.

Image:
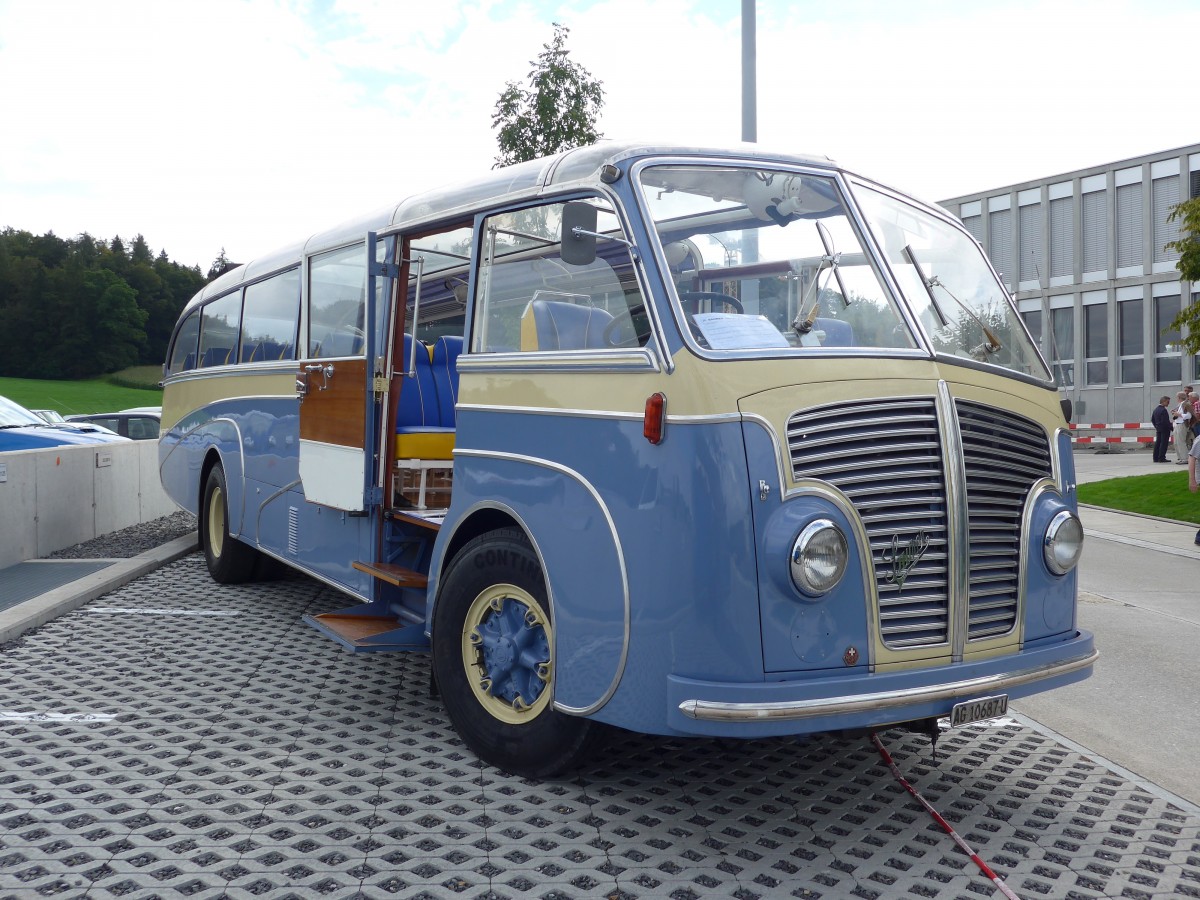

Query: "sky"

xmin=1 ymin=0 xmax=1197 ymax=272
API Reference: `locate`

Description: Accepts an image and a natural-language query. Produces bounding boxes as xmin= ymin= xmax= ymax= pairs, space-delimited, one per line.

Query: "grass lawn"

xmin=1077 ymin=469 xmax=1200 ymax=524
xmin=0 ymin=367 xmax=162 ymax=416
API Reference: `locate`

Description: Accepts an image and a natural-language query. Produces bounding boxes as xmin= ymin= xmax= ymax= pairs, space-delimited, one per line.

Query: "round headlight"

xmin=1043 ymin=510 xmax=1084 ymax=575
xmin=790 ymin=519 xmax=849 ymax=596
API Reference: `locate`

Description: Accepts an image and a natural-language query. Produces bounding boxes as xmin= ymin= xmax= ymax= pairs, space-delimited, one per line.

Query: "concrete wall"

xmin=0 ymin=441 xmax=178 ymax=569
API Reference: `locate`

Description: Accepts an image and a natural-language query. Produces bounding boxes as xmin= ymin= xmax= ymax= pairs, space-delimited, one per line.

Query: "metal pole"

xmin=742 ymin=0 xmax=756 ymax=143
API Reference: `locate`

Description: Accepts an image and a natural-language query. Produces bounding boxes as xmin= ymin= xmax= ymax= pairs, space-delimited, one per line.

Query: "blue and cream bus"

xmin=159 ymin=141 xmax=1095 ymax=776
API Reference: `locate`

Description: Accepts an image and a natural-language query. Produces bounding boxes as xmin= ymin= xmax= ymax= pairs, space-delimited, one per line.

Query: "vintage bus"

xmin=159 ymin=141 xmax=1096 ymax=777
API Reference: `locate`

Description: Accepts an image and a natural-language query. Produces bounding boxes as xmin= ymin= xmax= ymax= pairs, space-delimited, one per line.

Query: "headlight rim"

xmin=1043 ymin=508 xmax=1083 ymax=575
xmin=790 ymin=518 xmax=849 ymax=598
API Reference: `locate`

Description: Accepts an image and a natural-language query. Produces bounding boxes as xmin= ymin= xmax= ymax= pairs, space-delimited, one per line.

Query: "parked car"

xmin=0 ymin=395 xmax=131 ymax=451
xmin=32 ymin=409 xmax=67 ymax=424
xmin=66 ymin=407 xmax=161 ymax=440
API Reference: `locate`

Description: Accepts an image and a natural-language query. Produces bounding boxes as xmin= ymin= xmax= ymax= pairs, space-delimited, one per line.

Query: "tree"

xmin=492 ymin=23 xmax=604 ymax=168
xmin=1165 ymin=197 xmax=1200 ymax=351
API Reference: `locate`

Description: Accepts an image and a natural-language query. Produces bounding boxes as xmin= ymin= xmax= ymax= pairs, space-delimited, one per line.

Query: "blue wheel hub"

xmin=476 ymin=598 xmax=550 ymax=707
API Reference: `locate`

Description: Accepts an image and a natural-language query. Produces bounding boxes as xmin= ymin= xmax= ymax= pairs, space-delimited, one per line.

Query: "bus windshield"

xmin=638 ymin=164 xmax=916 ymax=352
xmin=852 ymin=184 xmax=1050 ymax=380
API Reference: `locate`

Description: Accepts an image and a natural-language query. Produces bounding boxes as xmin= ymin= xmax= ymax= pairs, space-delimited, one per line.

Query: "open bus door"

xmin=297 ymin=234 xmax=394 ymax=513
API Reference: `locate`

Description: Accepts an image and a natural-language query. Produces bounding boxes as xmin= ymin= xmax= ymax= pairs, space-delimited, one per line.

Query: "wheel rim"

xmin=207 ymin=482 xmax=225 ymax=558
xmin=461 ymin=583 xmax=553 ymax=725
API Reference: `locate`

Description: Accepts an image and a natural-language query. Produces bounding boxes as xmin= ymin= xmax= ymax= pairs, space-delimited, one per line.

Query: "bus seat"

xmin=200 ymin=346 xmax=232 ymax=368
xmin=243 ymin=340 xmax=283 ymax=363
xmin=520 ymin=299 xmax=615 ymax=351
xmin=812 ymin=317 xmax=854 ymax=347
xmin=395 ymin=336 xmax=454 ymax=460
xmin=318 ymin=329 xmax=364 ymax=357
xmin=432 ymin=335 xmax=463 ymax=425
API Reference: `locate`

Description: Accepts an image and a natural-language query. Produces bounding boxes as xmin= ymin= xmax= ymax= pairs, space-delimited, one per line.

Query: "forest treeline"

xmin=0 ymin=228 xmax=208 ymax=379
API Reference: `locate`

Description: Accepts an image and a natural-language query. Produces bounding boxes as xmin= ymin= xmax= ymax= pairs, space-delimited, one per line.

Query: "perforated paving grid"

xmin=1 ymin=555 xmax=1198 ymax=899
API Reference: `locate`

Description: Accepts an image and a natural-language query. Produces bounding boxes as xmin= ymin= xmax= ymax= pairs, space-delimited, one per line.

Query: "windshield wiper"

xmin=792 ymin=222 xmax=850 ymax=336
xmin=903 ymin=244 xmax=1002 ymax=360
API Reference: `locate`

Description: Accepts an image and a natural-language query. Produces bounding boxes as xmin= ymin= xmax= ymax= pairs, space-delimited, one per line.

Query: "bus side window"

xmin=198 ymin=291 xmax=242 ymax=368
xmin=167 ymin=309 xmax=201 ymax=374
xmin=473 ymin=198 xmax=647 ymax=353
xmin=309 ymin=244 xmax=366 ymax=359
xmin=240 ymin=267 xmax=300 ymax=362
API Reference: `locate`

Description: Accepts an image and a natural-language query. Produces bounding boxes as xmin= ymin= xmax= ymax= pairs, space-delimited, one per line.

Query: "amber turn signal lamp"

xmin=644 ymin=392 xmax=666 ymax=444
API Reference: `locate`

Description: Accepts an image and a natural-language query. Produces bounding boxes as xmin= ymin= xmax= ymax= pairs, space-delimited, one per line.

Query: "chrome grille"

xmin=956 ymin=401 xmax=1052 ymax=640
xmin=786 ymin=396 xmax=1052 ymax=651
xmin=788 ymin=398 xmax=950 ymax=648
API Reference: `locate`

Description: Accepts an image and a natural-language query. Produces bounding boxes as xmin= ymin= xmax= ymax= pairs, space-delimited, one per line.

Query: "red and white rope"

xmin=871 ymin=732 xmax=1021 ymax=900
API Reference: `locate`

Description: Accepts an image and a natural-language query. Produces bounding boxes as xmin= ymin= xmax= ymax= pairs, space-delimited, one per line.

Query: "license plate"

xmin=949 ymin=694 xmax=1008 ymax=727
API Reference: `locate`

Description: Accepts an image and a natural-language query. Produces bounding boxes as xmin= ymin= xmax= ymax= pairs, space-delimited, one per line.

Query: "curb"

xmin=0 ymin=532 xmax=199 ymax=645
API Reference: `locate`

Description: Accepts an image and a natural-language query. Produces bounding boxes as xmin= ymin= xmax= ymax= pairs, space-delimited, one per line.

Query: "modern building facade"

xmin=939 ymin=143 xmax=1200 ymax=424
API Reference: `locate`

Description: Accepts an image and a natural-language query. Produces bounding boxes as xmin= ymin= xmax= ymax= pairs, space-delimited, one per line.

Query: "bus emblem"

xmin=882 ymin=531 xmax=930 ymax=590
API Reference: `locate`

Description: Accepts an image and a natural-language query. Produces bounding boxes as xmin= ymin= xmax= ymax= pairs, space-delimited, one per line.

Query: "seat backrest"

xmin=431 ymin=336 xmax=464 ymax=426
xmin=520 ymin=299 xmax=615 ymax=351
xmin=200 ymin=346 xmax=232 ymax=368
xmin=396 ymin=336 xmax=441 ymax=429
xmin=812 ymin=317 xmax=854 ymax=347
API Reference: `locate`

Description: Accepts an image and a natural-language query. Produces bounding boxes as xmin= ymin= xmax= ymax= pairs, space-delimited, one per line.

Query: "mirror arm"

xmin=570 ymin=227 xmax=639 ymax=261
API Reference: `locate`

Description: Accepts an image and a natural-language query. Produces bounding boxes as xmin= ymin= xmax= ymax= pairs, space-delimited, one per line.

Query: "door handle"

xmin=304 ymin=363 xmax=335 ymax=391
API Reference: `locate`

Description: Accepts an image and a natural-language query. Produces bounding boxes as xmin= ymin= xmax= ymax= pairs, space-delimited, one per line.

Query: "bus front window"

xmin=852 ymin=184 xmax=1050 ymax=379
xmin=638 ymin=165 xmax=916 ymax=352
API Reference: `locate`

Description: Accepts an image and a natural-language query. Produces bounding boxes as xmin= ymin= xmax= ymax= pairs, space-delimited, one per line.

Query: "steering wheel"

xmin=679 ymin=291 xmax=744 ymax=315
xmin=602 ymin=304 xmax=650 ymax=348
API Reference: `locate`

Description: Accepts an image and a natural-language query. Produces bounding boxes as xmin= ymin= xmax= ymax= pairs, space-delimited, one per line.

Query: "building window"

xmin=1082 ymin=191 xmax=1108 ymax=273
xmin=1049 ymin=197 xmax=1073 ymax=278
xmin=1155 ymin=294 xmax=1182 ymax=382
xmin=962 ymin=215 xmax=982 ymax=244
xmin=1116 ymin=183 xmax=1142 ymax=269
xmin=1021 ymin=309 xmax=1043 ymax=345
xmin=989 ymin=207 xmax=1013 ymax=286
xmin=1192 ymin=170 xmax=1200 ymax=199
xmin=1084 ymin=304 xmax=1108 ymax=385
xmin=1050 ymin=306 xmax=1074 ymax=387
xmin=1118 ymin=298 xmax=1144 ymax=383
xmin=1019 ymin=203 xmax=1043 ymax=282
xmin=1153 ymin=176 xmax=1181 ymax=263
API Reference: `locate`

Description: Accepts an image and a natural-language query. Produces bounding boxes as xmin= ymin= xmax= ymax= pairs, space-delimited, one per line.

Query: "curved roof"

xmin=185 ymin=141 xmax=837 ymax=310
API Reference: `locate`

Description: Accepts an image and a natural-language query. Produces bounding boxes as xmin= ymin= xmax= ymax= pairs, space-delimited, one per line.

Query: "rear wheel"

xmin=200 ymin=464 xmax=258 ymax=584
xmin=432 ymin=528 xmax=601 ymax=777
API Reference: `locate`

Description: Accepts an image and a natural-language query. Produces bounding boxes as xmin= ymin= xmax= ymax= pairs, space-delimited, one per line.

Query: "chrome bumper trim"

xmin=678 ymin=648 xmax=1098 ymax=722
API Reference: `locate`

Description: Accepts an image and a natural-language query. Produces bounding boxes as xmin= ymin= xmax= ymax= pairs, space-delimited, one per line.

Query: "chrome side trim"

xmin=678 ymin=648 xmax=1098 ymax=722
xmin=456 ymin=349 xmax=659 ymax=372
xmin=454 ymin=448 xmax=631 ymax=717
xmin=456 ymin=403 xmax=742 ymax=425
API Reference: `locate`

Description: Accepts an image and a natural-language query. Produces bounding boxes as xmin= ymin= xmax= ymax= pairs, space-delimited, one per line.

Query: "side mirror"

xmin=561 ymin=202 xmax=598 ymax=266
xmin=1060 ymin=397 xmax=1072 ymax=423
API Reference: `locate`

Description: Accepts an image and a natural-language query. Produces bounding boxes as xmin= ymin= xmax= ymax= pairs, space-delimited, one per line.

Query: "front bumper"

xmin=667 ymin=630 xmax=1096 ymax=736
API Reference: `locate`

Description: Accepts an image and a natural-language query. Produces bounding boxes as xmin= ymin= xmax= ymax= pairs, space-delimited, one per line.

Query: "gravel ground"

xmin=44 ymin=510 xmax=197 ymax=560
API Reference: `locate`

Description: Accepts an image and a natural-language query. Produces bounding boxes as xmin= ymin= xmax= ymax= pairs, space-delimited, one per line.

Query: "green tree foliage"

xmin=0 ymin=228 xmax=206 ymax=378
xmin=492 ymin=23 xmax=604 ymax=168
xmin=1166 ymin=197 xmax=1200 ymax=352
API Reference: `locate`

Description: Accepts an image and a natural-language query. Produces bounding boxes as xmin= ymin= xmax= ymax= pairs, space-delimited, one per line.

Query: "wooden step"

xmin=352 ymin=561 xmax=428 ymax=588
xmin=385 ymin=508 xmax=445 ymax=531
xmin=304 ymin=612 xmax=429 ymax=653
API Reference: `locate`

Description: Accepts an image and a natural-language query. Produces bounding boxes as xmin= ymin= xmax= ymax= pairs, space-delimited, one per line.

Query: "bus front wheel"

xmin=432 ymin=528 xmax=601 ymax=778
xmin=200 ymin=464 xmax=258 ymax=584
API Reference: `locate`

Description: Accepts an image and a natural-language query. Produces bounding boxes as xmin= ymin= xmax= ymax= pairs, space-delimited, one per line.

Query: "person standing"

xmin=1173 ymin=391 xmax=1192 ymax=463
xmin=1189 ymin=433 xmax=1200 ymax=545
xmin=1152 ymin=396 xmax=1173 ymax=462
